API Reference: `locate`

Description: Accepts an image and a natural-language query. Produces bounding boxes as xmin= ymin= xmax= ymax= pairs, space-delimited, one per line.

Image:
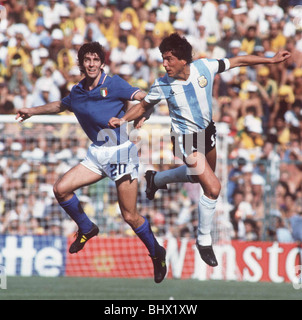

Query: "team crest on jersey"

xmin=198 ymin=76 xmax=208 ymax=88
xmin=100 ymin=87 xmax=108 ymax=97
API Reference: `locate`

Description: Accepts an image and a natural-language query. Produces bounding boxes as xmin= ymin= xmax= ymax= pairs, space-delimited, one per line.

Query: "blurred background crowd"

xmin=0 ymin=0 xmax=302 ymax=244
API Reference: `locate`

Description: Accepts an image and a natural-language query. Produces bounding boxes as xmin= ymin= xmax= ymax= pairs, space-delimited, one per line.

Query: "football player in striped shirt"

xmin=109 ymin=33 xmax=290 ymax=267
xmin=16 ymin=42 xmax=167 ymax=283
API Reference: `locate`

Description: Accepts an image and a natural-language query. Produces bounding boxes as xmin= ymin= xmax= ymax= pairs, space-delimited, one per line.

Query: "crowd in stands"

xmin=0 ymin=0 xmax=302 ymax=244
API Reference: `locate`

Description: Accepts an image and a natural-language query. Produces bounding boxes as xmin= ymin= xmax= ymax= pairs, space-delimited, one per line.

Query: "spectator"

xmin=111 ymin=20 xmax=139 ymax=49
xmin=199 ymin=0 xmax=218 ymax=38
xmin=273 ymin=85 xmax=295 ymax=122
xmin=232 ymin=7 xmax=254 ymax=38
xmin=59 ymin=6 xmax=75 ymax=37
xmin=218 ymin=20 xmax=237 ymax=56
xmin=241 ymin=25 xmax=262 ymax=55
xmin=175 ymin=0 xmax=194 ymax=32
xmin=229 ymin=189 xmax=255 ymax=240
xmin=27 ymin=17 xmax=49 ymax=51
xmin=109 ymin=35 xmax=139 ymax=74
xmin=268 ymin=20 xmax=286 ymax=53
xmin=246 ymin=0 xmax=265 ymax=25
xmin=205 ymin=35 xmax=226 ymax=59
xmin=23 ymin=0 xmax=40 ymax=33
xmin=293 ymin=69 xmax=302 ymax=101
xmin=236 ymin=105 xmax=264 ymax=152
xmin=0 ymin=33 xmax=8 ymax=78
xmin=255 ymin=66 xmax=278 ymax=131
xmin=13 ymin=84 xmax=34 ymax=110
xmin=264 ymin=0 xmax=284 ymax=22
xmin=6 ymin=32 xmax=33 ymax=75
xmin=99 ymin=8 xmax=117 ymax=49
xmin=227 ymin=157 xmax=247 ymax=204
xmin=33 ymin=62 xmax=64 ymax=105
xmin=84 ymin=7 xmax=107 ymax=44
xmin=132 ymin=56 xmax=151 ymax=85
xmin=250 ymin=173 xmax=265 ymax=221
xmin=42 ymin=0 xmax=64 ymax=30
xmin=32 ymin=47 xmax=51 ymax=79
xmin=0 ymin=80 xmax=14 ymax=114
xmin=244 ymin=218 xmax=259 ymax=241
xmin=48 ymin=28 xmax=65 ymax=63
xmin=242 ymin=83 xmax=263 ymax=118
xmin=280 ymin=37 xmax=302 ymax=85
xmin=290 ymin=211 xmax=302 ymax=243
xmin=284 ymin=100 xmax=302 ymax=128
xmin=275 ymin=216 xmax=294 ymax=243
xmin=272 ymin=116 xmax=290 ymax=147
xmin=8 ymin=53 xmax=32 ymax=95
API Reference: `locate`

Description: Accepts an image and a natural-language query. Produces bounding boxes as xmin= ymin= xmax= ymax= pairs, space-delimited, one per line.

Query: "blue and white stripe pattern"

xmin=145 ymin=59 xmax=223 ymax=134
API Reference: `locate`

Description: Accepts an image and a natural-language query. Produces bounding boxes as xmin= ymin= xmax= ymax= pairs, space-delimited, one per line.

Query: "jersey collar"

xmin=99 ymin=71 xmax=107 ymax=86
xmin=78 ymin=71 xmax=107 ymax=90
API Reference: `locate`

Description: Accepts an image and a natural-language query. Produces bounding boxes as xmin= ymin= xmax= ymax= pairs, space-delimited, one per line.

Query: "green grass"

xmin=0 ymin=277 xmax=301 ymax=300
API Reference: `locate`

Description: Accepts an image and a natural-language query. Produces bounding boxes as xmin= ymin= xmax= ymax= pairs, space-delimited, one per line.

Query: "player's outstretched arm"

xmin=16 ymin=101 xmax=67 ymax=122
xmin=108 ymin=99 xmax=153 ymax=129
xmin=228 ymin=50 xmax=291 ymax=69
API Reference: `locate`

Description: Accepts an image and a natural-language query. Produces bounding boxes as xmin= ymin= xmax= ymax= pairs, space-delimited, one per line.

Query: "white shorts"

xmin=81 ymin=140 xmax=139 ymax=181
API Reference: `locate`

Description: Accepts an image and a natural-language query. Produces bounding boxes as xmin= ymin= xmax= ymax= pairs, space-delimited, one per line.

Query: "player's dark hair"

xmin=159 ymin=33 xmax=193 ymax=64
xmin=77 ymin=42 xmax=106 ymax=70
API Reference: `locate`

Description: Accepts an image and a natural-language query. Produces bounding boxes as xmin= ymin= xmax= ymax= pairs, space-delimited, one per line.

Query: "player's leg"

xmin=145 ymin=165 xmax=192 ymax=200
xmin=145 ymin=123 xmax=217 ymax=200
xmin=145 ymin=132 xmax=197 ymax=200
xmin=53 ymin=163 xmax=102 ymax=253
xmin=186 ymin=147 xmax=220 ymax=266
xmin=115 ymin=175 xmax=167 ymax=283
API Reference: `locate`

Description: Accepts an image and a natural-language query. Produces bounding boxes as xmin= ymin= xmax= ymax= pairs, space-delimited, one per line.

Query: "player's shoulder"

xmin=193 ymin=58 xmax=217 ymax=66
xmin=110 ymin=74 xmax=124 ymax=82
xmin=193 ymin=58 xmax=219 ymax=72
xmin=155 ymin=74 xmax=170 ymax=85
xmin=109 ymin=74 xmax=130 ymax=87
xmin=70 ymin=78 xmax=85 ymax=93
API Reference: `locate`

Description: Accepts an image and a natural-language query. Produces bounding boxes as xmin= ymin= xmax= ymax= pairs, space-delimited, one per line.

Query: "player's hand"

xmin=108 ymin=117 xmax=126 ymax=128
xmin=272 ymin=50 xmax=291 ymax=64
xmin=15 ymin=108 xmax=33 ymax=122
xmin=133 ymin=117 xmax=146 ymax=129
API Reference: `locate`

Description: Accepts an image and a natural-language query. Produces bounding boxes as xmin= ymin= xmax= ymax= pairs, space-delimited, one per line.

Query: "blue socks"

xmin=133 ymin=216 xmax=160 ymax=257
xmin=60 ymin=195 xmax=159 ymax=257
xmin=59 ymin=194 xmax=93 ymax=234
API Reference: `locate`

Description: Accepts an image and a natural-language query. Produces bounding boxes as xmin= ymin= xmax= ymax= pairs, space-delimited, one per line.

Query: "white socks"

xmin=153 ymin=167 xmax=217 ymax=246
xmin=154 ymin=165 xmax=194 ymax=187
xmin=197 ymin=194 xmax=217 ymax=246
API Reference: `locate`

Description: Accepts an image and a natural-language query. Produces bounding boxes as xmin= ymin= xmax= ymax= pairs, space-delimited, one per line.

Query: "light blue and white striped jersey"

xmin=145 ymin=58 xmax=229 ymax=134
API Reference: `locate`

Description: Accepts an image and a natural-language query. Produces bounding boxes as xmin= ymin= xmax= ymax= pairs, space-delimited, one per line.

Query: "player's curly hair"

xmin=77 ymin=42 xmax=106 ymax=72
xmin=159 ymin=33 xmax=193 ymax=64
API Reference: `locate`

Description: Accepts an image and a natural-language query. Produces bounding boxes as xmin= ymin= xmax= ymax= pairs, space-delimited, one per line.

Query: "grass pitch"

xmin=0 ymin=277 xmax=301 ymax=300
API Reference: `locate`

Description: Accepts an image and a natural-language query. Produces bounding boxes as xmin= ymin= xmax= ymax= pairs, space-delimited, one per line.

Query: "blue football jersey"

xmin=62 ymin=72 xmax=140 ymax=146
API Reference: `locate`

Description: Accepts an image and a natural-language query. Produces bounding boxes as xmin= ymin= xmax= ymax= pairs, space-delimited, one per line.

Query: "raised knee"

xmin=205 ymin=182 xmax=221 ymax=200
xmin=122 ymin=211 xmax=140 ymax=228
xmin=53 ymin=181 xmax=69 ymax=202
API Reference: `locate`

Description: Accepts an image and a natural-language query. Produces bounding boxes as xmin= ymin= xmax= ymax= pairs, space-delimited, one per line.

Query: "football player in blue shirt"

xmin=16 ymin=42 xmax=166 ymax=283
xmin=109 ymin=33 xmax=290 ymax=268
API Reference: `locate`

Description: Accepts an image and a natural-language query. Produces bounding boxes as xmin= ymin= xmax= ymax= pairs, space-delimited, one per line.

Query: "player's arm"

xmin=16 ymin=101 xmax=67 ymax=122
xmin=108 ymin=99 xmax=154 ymax=129
xmin=124 ymin=90 xmax=147 ymax=112
xmin=228 ymin=50 xmax=291 ymax=69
